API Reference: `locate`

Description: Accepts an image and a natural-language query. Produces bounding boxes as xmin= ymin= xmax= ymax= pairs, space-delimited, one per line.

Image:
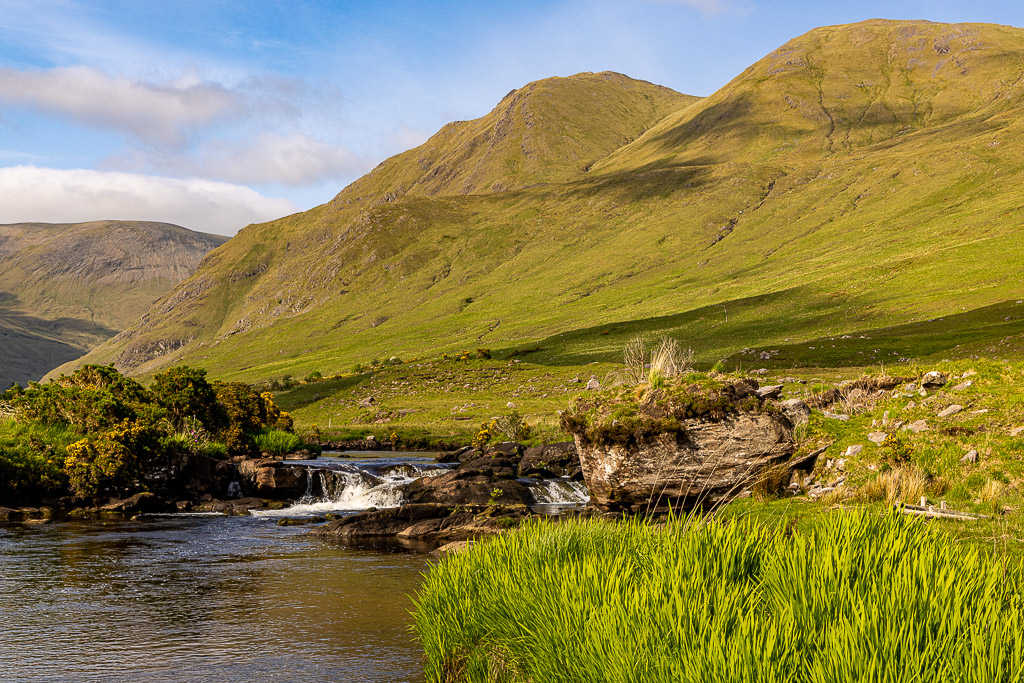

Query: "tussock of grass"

xmin=859 ymin=467 xmax=928 ymax=505
xmin=413 ymin=511 xmax=1024 ymax=682
xmin=251 ymin=429 xmax=303 ymax=455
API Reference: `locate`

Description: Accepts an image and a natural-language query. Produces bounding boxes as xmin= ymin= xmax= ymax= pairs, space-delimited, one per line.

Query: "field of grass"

xmin=413 ymin=510 xmax=1024 ymax=682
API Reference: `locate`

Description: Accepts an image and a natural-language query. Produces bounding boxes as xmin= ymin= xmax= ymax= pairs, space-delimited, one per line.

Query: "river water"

xmin=0 ymin=452 xmax=589 ymax=682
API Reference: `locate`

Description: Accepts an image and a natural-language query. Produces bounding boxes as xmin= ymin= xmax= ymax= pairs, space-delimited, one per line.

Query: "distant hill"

xmin=63 ymin=21 xmax=1024 ymax=381
xmin=1 ymin=221 xmax=227 ymax=387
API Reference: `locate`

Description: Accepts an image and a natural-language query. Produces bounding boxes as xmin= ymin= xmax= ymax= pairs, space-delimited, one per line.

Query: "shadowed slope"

xmin=1 ymin=221 xmax=226 ymax=386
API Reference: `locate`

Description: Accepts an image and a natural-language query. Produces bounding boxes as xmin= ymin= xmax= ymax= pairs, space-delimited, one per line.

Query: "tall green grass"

xmin=413 ymin=511 xmax=1024 ymax=682
xmin=251 ymin=428 xmax=303 ymax=455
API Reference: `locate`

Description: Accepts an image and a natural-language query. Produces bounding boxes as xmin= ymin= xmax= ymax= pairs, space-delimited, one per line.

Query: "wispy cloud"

xmin=107 ymin=132 xmax=370 ymax=187
xmin=0 ymin=66 xmax=244 ymax=147
xmin=0 ymin=165 xmax=295 ymax=235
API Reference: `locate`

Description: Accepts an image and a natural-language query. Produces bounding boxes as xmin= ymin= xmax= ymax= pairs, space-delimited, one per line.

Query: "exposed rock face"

xmin=310 ymin=503 xmax=530 ymax=548
xmin=518 ymin=442 xmax=582 ymax=480
xmin=575 ymin=412 xmax=795 ymax=512
xmin=237 ymin=459 xmax=308 ymax=499
xmin=404 ymin=450 xmax=531 ymax=506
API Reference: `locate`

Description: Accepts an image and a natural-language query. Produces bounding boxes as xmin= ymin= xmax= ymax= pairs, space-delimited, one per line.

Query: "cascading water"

xmin=522 ymin=477 xmax=590 ymax=505
xmin=251 ymin=456 xmax=453 ymax=517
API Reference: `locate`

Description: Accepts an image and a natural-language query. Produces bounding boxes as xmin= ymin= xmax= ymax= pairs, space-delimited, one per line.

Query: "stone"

xmin=1011 ymin=427 xmax=1024 ymax=438
xmin=238 ymin=459 xmax=308 ymax=499
xmin=0 ymin=507 xmax=12 ymax=523
xmin=921 ymin=371 xmax=948 ymax=389
xmin=436 ymin=445 xmax=474 ymax=464
xmin=822 ymin=411 xmax=850 ymax=422
xmin=907 ymin=420 xmax=930 ymax=433
xmin=757 ymin=384 xmax=784 ymax=399
xmin=779 ymin=398 xmax=811 ymax=426
xmin=310 ymin=503 xmax=529 ymax=547
xmin=937 ymin=404 xmax=964 ymax=418
xmin=961 ymin=450 xmax=979 ymax=464
xmin=951 ymin=381 xmax=974 ymax=392
xmin=868 ymin=432 xmax=888 ymax=444
xmin=358 ymin=396 xmax=375 ymax=407
xmin=431 ymin=540 xmax=472 ymax=557
xmin=905 ymin=401 xmax=917 ymax=410
xmin=585 ymin=378 xmax=601 ymax=390
xmin=101 ymin=492 xmax=176 ymax=515
xmin=506 ymin=401 xmax=517 ymax=409
xmin=518 ymin=442 xmax=581 ymax=479
xmin=844 ymin=445 xmax=863 ymax=458
xmin=574 ymin=411 xmax=795 ymax=512
xmin=882 ymin=410 xmax=890 ymax=426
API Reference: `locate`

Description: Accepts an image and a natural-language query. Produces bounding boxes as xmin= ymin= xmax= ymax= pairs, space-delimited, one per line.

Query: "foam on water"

xmin=251 ymin=458 xmax=449 ymax=518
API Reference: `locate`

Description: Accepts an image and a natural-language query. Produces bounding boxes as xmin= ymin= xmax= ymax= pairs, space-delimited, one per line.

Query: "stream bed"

xmin=0 ymin=452 xmax=588 ymax=682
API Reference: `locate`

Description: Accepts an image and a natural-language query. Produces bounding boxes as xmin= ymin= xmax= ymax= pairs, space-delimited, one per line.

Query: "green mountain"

xmin=63 ymin=20 xmax=1024 ymax=382
xmin=1 ymin=221 xmax=227 ymax=387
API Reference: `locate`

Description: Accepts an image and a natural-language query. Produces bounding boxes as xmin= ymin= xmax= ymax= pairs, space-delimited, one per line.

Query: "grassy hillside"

xmin=64 ymin=20 xmax=1024 ymax=387
xmin=1 ymin=221 xmax=226 ymax=387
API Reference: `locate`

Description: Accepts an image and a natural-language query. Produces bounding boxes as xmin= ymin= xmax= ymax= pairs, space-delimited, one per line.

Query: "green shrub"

xmin=151 ymin=365 xmax=225 ymax=431
xmin=306 ymin=370 xmax=323 ymax=383
xmin=0 ymin=419 xmax=74 ymax=500
xmin=63 ymin=420 xmax=164 ymax=498
xmin=414 ymin=511 xmax=1024 ymax=683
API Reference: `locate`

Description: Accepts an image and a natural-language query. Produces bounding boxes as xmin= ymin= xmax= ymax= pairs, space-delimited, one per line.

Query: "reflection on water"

xmin=0 ymin=516 xmax=428 ymax=682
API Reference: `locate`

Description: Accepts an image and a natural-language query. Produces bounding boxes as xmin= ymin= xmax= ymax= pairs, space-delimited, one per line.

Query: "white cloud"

xmin=0 ymin=66 xmax=244 ymax=146
xmin=0 ymin=165 xmax=296 ymax=235
xmin=110 ymin=132 xmax=370 ymax=187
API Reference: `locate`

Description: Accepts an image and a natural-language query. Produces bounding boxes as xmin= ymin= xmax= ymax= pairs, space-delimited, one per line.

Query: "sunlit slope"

xmin=65 ymin=21 xmax=1024 ymax=381
xmin=1 ymin=221 xmax=226 ymax=386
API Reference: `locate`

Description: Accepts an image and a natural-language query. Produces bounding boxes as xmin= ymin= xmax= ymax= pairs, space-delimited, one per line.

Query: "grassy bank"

xmin=413 ymin=511 xmax=1024 ymax=683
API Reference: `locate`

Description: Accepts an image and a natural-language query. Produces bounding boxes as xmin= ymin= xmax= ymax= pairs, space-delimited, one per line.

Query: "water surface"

xmin=0 ymin=515 xmax=428 ymax=682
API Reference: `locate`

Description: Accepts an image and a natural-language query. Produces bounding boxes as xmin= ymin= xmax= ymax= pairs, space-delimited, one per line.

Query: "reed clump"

xmin=413 ymin=511 xmax=1024 ymax=682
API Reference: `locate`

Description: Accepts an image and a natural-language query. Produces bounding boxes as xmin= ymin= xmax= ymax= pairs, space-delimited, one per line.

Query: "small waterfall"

xmin=252 ymin=459 xmax=450 ymax=517
xmin=523 ymin=477 xmax=590 ymax=508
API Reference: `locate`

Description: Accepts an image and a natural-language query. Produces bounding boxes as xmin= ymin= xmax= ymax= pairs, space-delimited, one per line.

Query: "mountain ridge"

xmin=1 ymin=220 xmax=227 ymax=387
xmin=59 ymin=20 xmax=1024 ymax=382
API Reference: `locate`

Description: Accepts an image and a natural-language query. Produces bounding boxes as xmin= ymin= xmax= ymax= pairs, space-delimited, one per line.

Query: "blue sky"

xmin=1 ymin=0 xmax=1024 ymax=234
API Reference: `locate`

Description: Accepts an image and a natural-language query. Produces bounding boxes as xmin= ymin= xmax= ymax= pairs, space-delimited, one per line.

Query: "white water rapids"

xmin=250 ymin=453 xmax=589 ymax=518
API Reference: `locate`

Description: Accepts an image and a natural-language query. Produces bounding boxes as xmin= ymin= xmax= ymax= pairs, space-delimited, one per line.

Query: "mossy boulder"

xmin=560 ymin=375 xmax=795 ymax=512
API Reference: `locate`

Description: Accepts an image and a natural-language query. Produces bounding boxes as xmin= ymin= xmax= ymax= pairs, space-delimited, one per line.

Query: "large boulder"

xmin=562 ymin=377 xmax=796 ymax=512
xmin=237 ymin=459 xmax=308 ymax=499
xmin=518 ymin=442 xmax=582 ymax=480
xmin=101 ymin=492 xmax=176 ymax=515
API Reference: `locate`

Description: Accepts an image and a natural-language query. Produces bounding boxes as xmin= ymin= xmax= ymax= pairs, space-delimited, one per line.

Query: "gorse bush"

xmin=413 ymin=511 xmax=1024 ymax=683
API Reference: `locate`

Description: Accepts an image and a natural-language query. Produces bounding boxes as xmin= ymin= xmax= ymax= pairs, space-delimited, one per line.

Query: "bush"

xmin=15 ymin=364 xmax=159 ymax=433
xmin=151 ymin=365 xmax=225 ymax=432
xmin=306 ymin=370 xmax=323 ymax=383
xmin=63 ymin=420 xmax=163 ymax=498
xmin=0 ymin=419 xmax=74 ymax=501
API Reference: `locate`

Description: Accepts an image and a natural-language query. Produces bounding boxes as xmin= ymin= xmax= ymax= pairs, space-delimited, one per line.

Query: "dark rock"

xmin=101 ymin=492 xmax=176 ymax=515
xmin=575 ymin=412 xmax=794 ymax=513
xmin=921 ymin=371 xmax=948 ymax=389
xmin=403 ymin=469 xmax=531 ymax=506
xmin=488 ymin=441 xmax=524 ymax=458
xmin=436 ymin=446 xmax=473 ymax=464
xmin=310 ymin=503 xmax=529 ymax=546
xmin=757 ymin=384 xmax=784 ymax=399
xmin=0 ymin=507 xmax=12 ymax=523
xmin=237 ymin=459 xmax=307 ymax=499
xmin=518 ymin=442 xmax=581 ymax=479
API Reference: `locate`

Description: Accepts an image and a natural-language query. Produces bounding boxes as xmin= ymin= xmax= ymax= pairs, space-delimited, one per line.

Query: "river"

xmin=0 ymin=452 xmax=588 ymax=682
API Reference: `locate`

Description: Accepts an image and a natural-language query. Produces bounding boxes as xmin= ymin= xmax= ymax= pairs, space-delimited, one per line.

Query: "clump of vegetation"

xmin=413 ymin=511 xmax=1024 ymax=682
xmin=251 ymin=429 xmax=304 ymax=455
xmin=619 ymin=336 xmax=693 ymax=386
xmin=0 ymin=364 xmax=301 ymax=503
xmin=561 ymin=374 xmax=767 ymax=448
